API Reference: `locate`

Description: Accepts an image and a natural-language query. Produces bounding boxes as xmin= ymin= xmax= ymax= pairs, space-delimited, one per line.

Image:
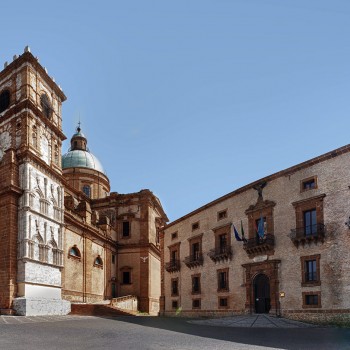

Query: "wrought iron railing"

xmin=290 ymin=224 xmax=325 ymax=240
xmin=165 ymin=259 xmax=181 ymax=272
xmin=208 ymin=246 xmax=233 ymax=261
xmin=305 ymin=271 xmax=317 ymax=282
xmin=243 ymin=234 xmax=275 ymax=249
xmin=184 ymin=254 xmax=203 ymax=268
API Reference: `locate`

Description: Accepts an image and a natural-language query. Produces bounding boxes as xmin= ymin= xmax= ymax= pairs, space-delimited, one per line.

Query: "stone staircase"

xmin=70 ymin=303 xmax=137 ymax=317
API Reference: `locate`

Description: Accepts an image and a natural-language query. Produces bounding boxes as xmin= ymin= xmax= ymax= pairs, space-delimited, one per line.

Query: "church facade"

xmin=0 ymin=48 xmax=167 ymax=316
xmin=160 ymin=145 xmax=350 ymax=323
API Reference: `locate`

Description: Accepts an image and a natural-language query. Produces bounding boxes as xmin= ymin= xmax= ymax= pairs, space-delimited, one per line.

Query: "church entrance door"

xmin=254 ymin=274 xmax=270 ymax=314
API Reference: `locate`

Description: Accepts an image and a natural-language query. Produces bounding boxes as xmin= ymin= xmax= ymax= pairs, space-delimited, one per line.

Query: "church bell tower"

xmin=0 ymin=47 xmax=70 ymax=315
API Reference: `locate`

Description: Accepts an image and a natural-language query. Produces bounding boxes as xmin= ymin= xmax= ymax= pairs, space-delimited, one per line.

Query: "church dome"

xmin=62 ymin=125 xmax=106 ymax=175
xmin=62 ymin=150 xmax=105 ymax=174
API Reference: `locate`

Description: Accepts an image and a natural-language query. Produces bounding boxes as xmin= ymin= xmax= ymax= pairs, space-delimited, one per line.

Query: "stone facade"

xmin=161 ymin=145 xmax=350 ymax=322
xmin=0 ymin=48 xmax=167 ymax=316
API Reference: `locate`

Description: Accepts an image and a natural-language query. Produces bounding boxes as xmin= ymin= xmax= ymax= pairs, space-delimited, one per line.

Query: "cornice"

xmin=164 ymin=143 xmax=350 ymax=230
xmin=17 ymin=151 xmax=64 ymax=184
xmin=0 ymin=51 xmax=66 ymax=101
xmin=64 ymin=210 xmax=116 ymax=246
xmin=292 ymin=193 xmax=326 ymax=207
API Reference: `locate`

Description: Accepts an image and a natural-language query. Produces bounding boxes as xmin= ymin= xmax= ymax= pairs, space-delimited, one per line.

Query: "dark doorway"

xmin=111 ymin=283 xmax=117 ymax=298
xmin=253 ymin=274 xmax=270 ymax=314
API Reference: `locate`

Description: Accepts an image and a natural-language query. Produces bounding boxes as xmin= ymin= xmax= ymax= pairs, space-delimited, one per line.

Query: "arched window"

xmin=94 ymin=255 xmax=103 ymax=266
xmin=82 ymin=185 xmax=91 ymax=198
xmin=0 ymin=90 xmax=10 ymax=113
xmin=40 ymin=93 xmax=52 ymax=118
xmin=69 ymin=245 xmax=81 ymax=258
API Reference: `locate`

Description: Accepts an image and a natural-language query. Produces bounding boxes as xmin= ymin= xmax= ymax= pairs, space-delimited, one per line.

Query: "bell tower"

xmin=0 ymin=47 xmax=70 ymax=315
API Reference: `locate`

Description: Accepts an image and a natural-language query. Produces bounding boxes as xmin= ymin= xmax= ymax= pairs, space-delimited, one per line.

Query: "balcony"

xmin=208 ymin=246 xmax=233 ymax=262
xmin=165 ymin=259 xmax=181 ymax=273
xmin=243 ymin=234 xmax=275 ymax=258
xmin=184 ymin=254 xmax=203 ymax=269
xmin=290 ymin=224 xmax=325 ymax=247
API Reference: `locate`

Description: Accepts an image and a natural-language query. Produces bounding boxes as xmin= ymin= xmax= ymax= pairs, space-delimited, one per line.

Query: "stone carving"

xmin=253 ymin=181 xmax=267 ymax=200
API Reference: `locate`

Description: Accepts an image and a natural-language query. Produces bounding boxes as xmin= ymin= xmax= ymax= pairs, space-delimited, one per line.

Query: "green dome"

xmin=62 ymin=150 xmax=106 ymax=175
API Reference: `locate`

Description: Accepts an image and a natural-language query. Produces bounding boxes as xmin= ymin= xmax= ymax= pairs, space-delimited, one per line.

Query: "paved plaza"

xmin=189 ymin=314 xmax=317 ymax=328
xmin=0 ymin=315 xmax=348 ymax=350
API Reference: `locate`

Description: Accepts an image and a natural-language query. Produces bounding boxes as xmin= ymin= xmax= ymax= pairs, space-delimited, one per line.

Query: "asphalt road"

xmin=0 ymin=316 xmax=349 ymax=350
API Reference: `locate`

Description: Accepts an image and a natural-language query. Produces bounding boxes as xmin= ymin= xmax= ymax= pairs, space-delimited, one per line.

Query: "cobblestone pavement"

xmin=0 ymin=315 xmax=93 ymax=325
xmin=188 ymin=314 xmax=318 ymax=328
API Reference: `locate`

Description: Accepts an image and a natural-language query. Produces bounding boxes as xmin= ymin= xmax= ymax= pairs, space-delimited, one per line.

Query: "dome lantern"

xmin=70 ymin=123 xmax=87 ymax=151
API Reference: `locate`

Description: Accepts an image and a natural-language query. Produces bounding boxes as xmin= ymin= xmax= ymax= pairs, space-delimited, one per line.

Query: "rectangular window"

xmin=255 ymin=217 xmax=267 ymax=236
xmin=219 ymin=234 xmax=227 ymax=253
xmin=192 ymin=242 xmax=200 ymax=260
xmin=122 ymin=271 xmax=131 ymax=284
xmin=303 ymin=291 xmax=321 ymax=308
xmin=112 ymin=254 xmax=116 ymax=264
xmin=171 ymin=232 xmax=178 ymax=240
xmin=304 ymin=209 xmax=317 ymax=236
xmin=192 ymin=222 xmax=199 ymax=231
xmin=219 ymin=297 xmax=228 ymax=307
xmin=217 ymin=269 xmax=229 ymax=291
xmin=192 ymin=299 xmax=201 ymax=309
xmin=171 ymin=249 xmax=178 ymax=262
xmin=301 ymin=176 xmax=317 ymax=192
xmin=192 ymin=275 xmax=201 ymax=294
xmin=301 ymin=254 xmax=320 ymax=286
xmin=217 ymin=210 xmax=227 ymax=221
xmin=305 ymin=260 xmax=317 ymax=281
xmin=122 ymin=221 xmax=130 ymax=237
xmin=171 ymin=278 xmax=178 ymax=296
xmin=305 ymin=294 xmax=318 ymax=305
xmin=172 ymin=300 xmax=178 ymax=309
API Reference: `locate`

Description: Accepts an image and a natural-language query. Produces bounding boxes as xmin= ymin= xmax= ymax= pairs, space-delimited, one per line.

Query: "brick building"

xmin=0 ymin=48 xmax=167 ymax=316
xmin=160 ymin=145 xmax=350 ymax=323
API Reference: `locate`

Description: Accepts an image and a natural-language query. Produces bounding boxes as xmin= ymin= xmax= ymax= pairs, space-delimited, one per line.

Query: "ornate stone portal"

xmin=242 ymin=259 xmax=281 ymax=315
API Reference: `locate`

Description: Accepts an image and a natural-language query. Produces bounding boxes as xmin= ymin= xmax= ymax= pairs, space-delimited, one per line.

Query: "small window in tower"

xmin=112 ymin=254 xmax=116 ymax=264
xmin=82 ymin=185 xmax=91 ymax=198
xmin=0 ymin=90 xmax=10 ymax=113
xmin=40 ymin=94 xmax=52 ymax=118
xmin=122 ymin=221 xmax=130 ymax=237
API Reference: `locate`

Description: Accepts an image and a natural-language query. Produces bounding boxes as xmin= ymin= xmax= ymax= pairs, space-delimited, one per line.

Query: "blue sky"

xmin=2 ymin=1 xmax=350 ymax=221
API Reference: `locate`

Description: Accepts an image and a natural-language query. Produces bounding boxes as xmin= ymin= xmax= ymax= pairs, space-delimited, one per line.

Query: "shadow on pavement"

xmin=101 ymin=315 xmax=350 ymax=350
